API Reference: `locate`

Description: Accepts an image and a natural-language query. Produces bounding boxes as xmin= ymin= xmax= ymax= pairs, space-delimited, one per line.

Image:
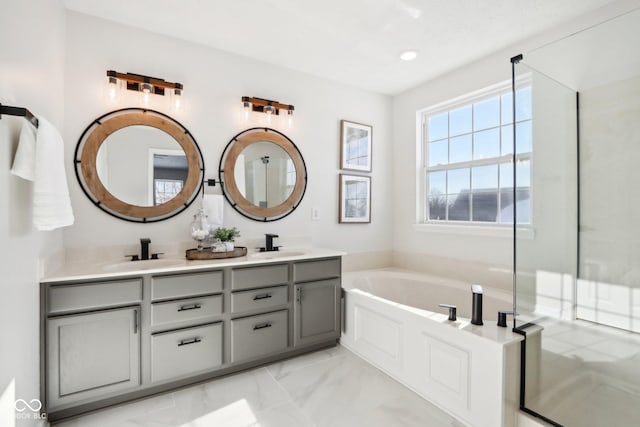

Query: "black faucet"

xmin=264 ymin=233 xmax=279 ymax=252
xmin=140 ymin=238 xmax=151 ymax=260
xmin=471 ymin=284 xmax=483 ymax=325
xmin=438 ymin=304 xmax=457 ymax=321
xmin=497 ymin=310 xmax=515 ymax=327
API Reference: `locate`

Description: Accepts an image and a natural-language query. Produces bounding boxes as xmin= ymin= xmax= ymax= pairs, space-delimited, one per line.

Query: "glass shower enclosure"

xmin=513 ymin=8 xmax=640 ymax=427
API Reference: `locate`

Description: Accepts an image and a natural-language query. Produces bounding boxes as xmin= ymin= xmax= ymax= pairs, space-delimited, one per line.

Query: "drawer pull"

xmin=177 ymin=303 xmax=202 ymax=312
xmin=253 ymin=293 xmax=272 ymax=301
xmin=177 ymin=337 xmax=202 ymax=347
xmin=253 ymin=322 xmax=273 ymax=331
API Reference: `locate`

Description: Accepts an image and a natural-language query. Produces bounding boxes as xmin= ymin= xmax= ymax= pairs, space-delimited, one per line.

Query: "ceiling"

xmin=63 ymin=0 xmax=618 ymax=95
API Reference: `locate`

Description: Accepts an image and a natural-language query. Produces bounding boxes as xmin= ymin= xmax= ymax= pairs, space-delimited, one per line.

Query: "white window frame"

xmin=415 ymin=80 xmax=533 ymax=234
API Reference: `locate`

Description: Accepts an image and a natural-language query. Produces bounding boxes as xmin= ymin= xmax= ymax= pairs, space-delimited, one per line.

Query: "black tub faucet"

xmin=471 ymin=284 xmax=483 ymax=325
xmin=438 ymin=304 xmax=457 ymax=321
xmin=497 ymin=310 xmax=515 ymax=327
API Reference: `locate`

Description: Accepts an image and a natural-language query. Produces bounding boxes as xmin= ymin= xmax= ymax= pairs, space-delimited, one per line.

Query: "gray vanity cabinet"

xmin=42 ymin=256 xmax=342 ymax=422
xmin=294 ymin=278 xmax=341 ymax=347
xmin=293 ymin=258 xmax=342 ymax=347
xmin=47 ymin=306 xmax=140 ymax=409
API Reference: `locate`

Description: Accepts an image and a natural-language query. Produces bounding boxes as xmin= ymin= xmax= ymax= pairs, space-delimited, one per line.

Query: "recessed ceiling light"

xmin=400 ymin=50 xmax=418 ymax=61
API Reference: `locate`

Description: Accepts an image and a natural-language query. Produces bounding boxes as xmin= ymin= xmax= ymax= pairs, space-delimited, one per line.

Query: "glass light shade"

xmin=243 ymin=100 xmax=252 ymax=121
xmin=141 ymin=82 xmax=152 ymax=107
xmin=104 ymin=76 xmax=121 ymax=103
xmin=287 ymin=108 xmax=294 ymax=127
xmin=264 ymin=104 xmax=275 ymax=124
xmin=171 ymin=88 xmax=183 ymax=112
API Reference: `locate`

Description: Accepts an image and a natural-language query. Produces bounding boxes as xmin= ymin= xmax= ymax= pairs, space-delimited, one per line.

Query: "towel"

xmin=11 ymin=116 xmax=75 ymax=231
xmin=203 ymin=194 xmax=223 ymax=230
xmin=10 ymin=120 xmax=37 ymax=181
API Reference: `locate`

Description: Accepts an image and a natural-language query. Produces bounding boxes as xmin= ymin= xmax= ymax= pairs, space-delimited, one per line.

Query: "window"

xmin=154 ymin=179 xmax=183 ymax=205
xmin=285 ymin=158 xmax=296 ymax=195
xmin=421 ymin=83 xmax=532 ymax=225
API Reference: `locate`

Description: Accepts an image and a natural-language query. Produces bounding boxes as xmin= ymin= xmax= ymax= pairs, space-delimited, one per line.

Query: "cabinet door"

xmin=294 ymin=279 xmax=341 ymax=347
xmin=47 ymin=306 xmax=140 ymax=409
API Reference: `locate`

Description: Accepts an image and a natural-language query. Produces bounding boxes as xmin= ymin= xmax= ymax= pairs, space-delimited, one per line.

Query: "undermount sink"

xmin=101 ymin=258 xmax=185 ymax=272
xmin=248 ymin=250 xmax=307 ymax=260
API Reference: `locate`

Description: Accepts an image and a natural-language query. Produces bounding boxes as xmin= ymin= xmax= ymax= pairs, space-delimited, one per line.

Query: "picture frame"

xmin=340 ymin=120 xmax=372 ymax=172
xmin=339 ymin=174 xmax=371 ymax=223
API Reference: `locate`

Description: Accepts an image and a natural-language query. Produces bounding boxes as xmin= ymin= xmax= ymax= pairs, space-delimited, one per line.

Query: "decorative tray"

xmin=185 ymin=246 xmax=248 ymax=260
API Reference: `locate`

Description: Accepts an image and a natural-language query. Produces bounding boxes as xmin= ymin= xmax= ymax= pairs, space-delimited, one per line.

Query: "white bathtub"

xmin=341 ymin=268 xmax=523 ymax=427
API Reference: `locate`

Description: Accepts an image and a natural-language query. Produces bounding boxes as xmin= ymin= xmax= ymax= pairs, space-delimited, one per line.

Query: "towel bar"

xmin=0 ymin=103 xmax=39 ymax=128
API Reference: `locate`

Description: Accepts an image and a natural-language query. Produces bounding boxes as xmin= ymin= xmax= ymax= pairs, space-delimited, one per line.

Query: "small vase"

xmin=223 ymin=241 xmax=234 ymax=252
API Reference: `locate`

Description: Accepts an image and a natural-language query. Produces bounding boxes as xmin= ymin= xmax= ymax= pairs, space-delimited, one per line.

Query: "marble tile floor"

xmin=55 ymin=345 xmax=464 ymax=427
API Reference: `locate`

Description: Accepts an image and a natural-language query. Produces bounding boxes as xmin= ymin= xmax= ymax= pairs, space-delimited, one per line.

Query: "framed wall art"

xmin=340 ymin=120 xmax=372 ymax=172
xmin=339 ymin=174 xmax=371 ymax=223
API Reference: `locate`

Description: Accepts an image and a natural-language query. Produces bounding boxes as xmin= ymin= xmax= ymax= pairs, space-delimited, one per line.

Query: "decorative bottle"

xmin=190 ymin=208 xmax=209 ymax=251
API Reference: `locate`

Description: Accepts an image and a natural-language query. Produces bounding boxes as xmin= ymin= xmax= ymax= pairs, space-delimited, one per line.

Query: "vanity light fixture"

xmin=241 ymin=96 xmax=295 ymax=126
xmin=106 ymin=70 xmax=184 ymax=110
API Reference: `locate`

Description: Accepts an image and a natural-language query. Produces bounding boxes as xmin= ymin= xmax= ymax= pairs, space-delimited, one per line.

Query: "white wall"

xmin=62 ymin=11 xmax=393 ymax=256
xmin=0 ymin=1 xmax=66 ymax=426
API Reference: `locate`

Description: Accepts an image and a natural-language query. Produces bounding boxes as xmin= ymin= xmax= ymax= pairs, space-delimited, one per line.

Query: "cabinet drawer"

xmin=151 ymin=270 xmax=223 ymax=301
xmin=151 ymin=322 xmax=223 ymax=383
xmin=231 ymin=310 xmax=288 ymax=363
xmin=231 ymin=264 xmax=288 ymax=291
xmin=48 ymin=279 xmax=142 ymax=314
xmin=293 ymin=258 xmax=341 ymax=282
xmin=231 ymin=286 xmax=288 ymax=314
xmin=151 ymin=295 xmax=223 ymax=327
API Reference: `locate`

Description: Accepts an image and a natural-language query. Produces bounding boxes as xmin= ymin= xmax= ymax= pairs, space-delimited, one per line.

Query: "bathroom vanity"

xmin=40 ymin=250 xmax=342 ymax=422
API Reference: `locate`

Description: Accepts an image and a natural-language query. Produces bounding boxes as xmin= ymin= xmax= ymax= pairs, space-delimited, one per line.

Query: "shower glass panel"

xmin=514 ymin=8 xmax=640 ymax=427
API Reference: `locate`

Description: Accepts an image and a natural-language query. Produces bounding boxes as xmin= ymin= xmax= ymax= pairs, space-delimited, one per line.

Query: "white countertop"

xmin=41 ymin=247 xmax=346 ymax=284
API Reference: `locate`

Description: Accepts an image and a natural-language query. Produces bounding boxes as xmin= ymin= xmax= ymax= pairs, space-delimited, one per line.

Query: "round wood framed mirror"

xmin=74 ymin=108 xmax=204 ymax=222
xmin=219 ymin=127 xmax=307 ymax=221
